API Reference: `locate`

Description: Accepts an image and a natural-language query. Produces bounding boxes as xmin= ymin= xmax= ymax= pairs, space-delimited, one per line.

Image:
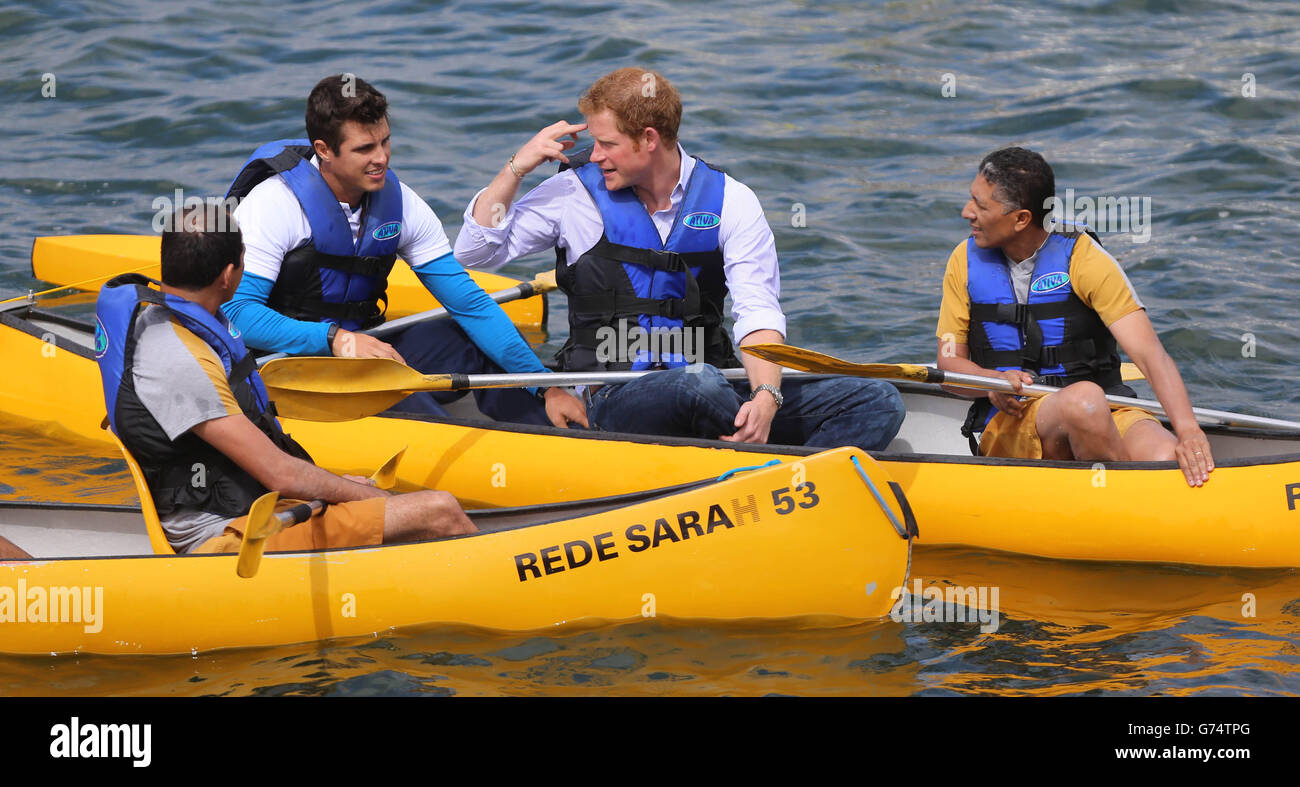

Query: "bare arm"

xmin=936 ymin=339 xmax=1034 ymax=416
xmin=191 ymin=414 xmax=386 ymax=504
xmin=1108 ymin=309 xmax=1213 ymax=479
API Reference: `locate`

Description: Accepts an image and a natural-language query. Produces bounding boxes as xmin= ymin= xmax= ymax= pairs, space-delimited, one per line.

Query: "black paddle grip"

xmin=286 ymin=502 xmax=316 ymax=525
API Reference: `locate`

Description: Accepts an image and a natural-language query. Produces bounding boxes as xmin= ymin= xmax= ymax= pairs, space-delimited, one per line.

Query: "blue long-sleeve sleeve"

xmin=222 ymin=273 xmax=332 ymax=356
xmin=411 ymin=253 xmax=549 ymax=376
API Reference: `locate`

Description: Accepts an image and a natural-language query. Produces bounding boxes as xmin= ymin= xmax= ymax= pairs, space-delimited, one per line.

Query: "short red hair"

xmin=578 ymin=68 xmax=681 ymax=148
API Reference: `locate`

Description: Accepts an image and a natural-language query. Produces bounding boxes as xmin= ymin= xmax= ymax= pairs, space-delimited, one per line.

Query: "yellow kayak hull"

xmin=3 ymin=305 xmax=1300 ymax=569
xmin=0 ymin=447 xmax=910 ymax=655
xmin=28 ymin=234 xmax=547 ymax=334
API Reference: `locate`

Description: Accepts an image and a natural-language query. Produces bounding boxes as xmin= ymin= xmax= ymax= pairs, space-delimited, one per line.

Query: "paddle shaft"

xmin=255 ymin=273 xmax=555 ymax=365
xmin=435 ymin=368 xmax=823 ymax=390
xmin=369 ymin=277 xmax=551 ymax=340
xmin=928 ymin=368 xmax=1300 ymax=433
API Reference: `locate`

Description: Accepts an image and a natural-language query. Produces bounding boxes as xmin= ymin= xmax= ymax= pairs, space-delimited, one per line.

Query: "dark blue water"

xmin=2 ymin=0 xmax=1299 ymax=695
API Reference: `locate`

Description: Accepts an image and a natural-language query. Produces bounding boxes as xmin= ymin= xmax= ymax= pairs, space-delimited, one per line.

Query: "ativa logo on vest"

xmin=1043 ymin=188 xmax=1152 ymax=243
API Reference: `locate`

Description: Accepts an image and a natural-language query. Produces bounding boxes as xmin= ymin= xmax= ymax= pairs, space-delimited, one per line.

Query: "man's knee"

xmin=671 ymin=364 xmax=734 ymax=408
xmin=398 ymin=490 xmax=477 ymax=539
xmin=838 ymin=377 xmax=904 ymax=415
xmin=1055 ymin=382 xmax=1109 ymax=428
xmin=861 ymin=381 xmax=906 ymax=449
xmin=800 ymin=378 xmax=906 ymax=451
xmin=1126 ymin=420 xmax=1177 ymax=461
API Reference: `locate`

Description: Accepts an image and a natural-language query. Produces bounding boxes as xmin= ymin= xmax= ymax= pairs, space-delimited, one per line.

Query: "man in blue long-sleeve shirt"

xmin=224 ymin=74 xmax=587 ymax=428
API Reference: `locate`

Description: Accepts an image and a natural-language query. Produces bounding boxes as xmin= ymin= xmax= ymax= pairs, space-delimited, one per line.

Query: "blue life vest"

xmin=962 ymin=229 xmax=1131 ymax=441
xmin=555 ymin=149 xmax=735 ymax=372
xmin=226 ymin=138 xmax=404 ymax=331
xmin=95 ymin=274 xmax=311 ymax=519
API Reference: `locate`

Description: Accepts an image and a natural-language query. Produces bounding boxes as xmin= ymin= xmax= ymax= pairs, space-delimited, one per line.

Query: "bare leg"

xmin=1035 ymin=382 xmax=1128 ymax=461
xmin=1122 ymin=418 xmax=1178 ymax=461
xmin=383 ymin=490 xmax=477 ymax=543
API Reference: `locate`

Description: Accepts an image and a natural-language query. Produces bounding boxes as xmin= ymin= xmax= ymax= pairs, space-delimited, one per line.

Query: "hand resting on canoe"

xmin=937 ymin=314 xmax=1212 ymax=487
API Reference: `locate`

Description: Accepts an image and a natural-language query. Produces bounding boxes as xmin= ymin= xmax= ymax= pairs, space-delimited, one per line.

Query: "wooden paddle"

xmin=235 ymin=446 xmax=407 ymax=578
xmin=740 ymin=343 xmax=1300 ymax=433
xmin=258 ymin=357 xmax=824 ymax=421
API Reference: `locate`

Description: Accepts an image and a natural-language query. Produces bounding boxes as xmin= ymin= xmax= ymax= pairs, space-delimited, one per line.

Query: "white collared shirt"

xmin=454 ymin=144 xmax=787 ymax=343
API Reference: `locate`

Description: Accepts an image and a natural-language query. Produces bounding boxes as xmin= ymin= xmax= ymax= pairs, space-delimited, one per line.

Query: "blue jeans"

xmin=586 ymin=365 xmax=905 ymax=452
xmin=382 ymin=319 xmax=550 ymax=426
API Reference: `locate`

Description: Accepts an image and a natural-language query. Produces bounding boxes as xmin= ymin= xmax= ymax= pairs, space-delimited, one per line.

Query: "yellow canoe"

xmin=0 ymin=445 xmax=912 ymax=655
xmin=27 ymin=234 xmax=548 ymax=336
xmin=4 ymin=301 xmax=1300 ymax=569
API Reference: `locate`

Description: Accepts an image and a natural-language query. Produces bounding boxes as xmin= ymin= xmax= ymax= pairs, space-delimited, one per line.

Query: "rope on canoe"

xmin=715 ymin=458 xmax=782 ymax=482
xmin=850 ymin=454 xmax=909 ymax=540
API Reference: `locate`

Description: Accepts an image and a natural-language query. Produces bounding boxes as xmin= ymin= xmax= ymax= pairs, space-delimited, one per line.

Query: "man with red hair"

xmin=454 ymin=68 xmax=904 ymax=451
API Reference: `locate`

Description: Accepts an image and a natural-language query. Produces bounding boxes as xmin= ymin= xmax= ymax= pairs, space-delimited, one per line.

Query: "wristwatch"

xmin=326 ymin=323 xmax=340 ymax=354
xmin=750 ymin=384 xmax=783 ymax=409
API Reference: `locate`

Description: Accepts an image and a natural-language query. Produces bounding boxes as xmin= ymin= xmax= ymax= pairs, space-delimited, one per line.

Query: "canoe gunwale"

xmin=0 ymin=499 xmax=138 ymax=514
xmin=872 ymin=448 xmax=1300 ymax=471
xmin=0 ymin=305 xmax=97 ymax=362
xmin=3 ymin=306 xmax=1298 ymax=472
xmin=0 ymin=476 xmax=725 ymax=563
xmin=340 ymin=407 xmax=1300 ymax=470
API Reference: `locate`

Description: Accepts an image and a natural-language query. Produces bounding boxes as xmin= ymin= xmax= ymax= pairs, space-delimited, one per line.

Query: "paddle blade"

xmin=260 ymin=357 xmax=452 ymax=394
xmin=236 ymin=491 xmax=281 ymax=579
xmin=742 ymin=344 xmax=941 ymax=383
xmin=532 ymin=270 xmax=558 ymax=293
xmin=261 ymin=357 xmax=454 ymax=421
xmin=369 ymin=446 xmax=407 ymax=490
xmin=270 ymin=388 xmax=410 ymax=422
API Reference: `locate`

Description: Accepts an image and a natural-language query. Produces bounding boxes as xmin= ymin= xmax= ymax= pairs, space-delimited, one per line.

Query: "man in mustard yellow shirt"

xmin=935 ymin=147 xmax=1212 ymax=487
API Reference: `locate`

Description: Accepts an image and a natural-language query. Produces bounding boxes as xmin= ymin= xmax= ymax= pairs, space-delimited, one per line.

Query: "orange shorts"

xmin=192 ymin=497 xmax=386 ymax=555
xmin=978 ymin=397 xmax=1159 ymax=459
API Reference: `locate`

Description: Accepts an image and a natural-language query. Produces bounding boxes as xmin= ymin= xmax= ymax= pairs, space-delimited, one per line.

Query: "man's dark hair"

xmin=160 ymin=204 xmax=242 ymax=289
xmin=305 ymin=74 xmax=388 ymax=154
xmin=978 ymin=147 xmax=1055 ymax=227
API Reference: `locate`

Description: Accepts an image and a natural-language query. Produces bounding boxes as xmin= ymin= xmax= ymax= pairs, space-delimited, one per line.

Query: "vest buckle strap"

xmin=970 ymin=301 xmax=1029 ymax=325
xmin=1033 ymin=374 xmax=1067 ymax=388
xmin=1040 ymin=345 xmax=1059 ymax=367
xmin=998 ymin=302 xmax=1028 ymax=324
xmin=657 ymin=298 xmax=686 ymax=320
